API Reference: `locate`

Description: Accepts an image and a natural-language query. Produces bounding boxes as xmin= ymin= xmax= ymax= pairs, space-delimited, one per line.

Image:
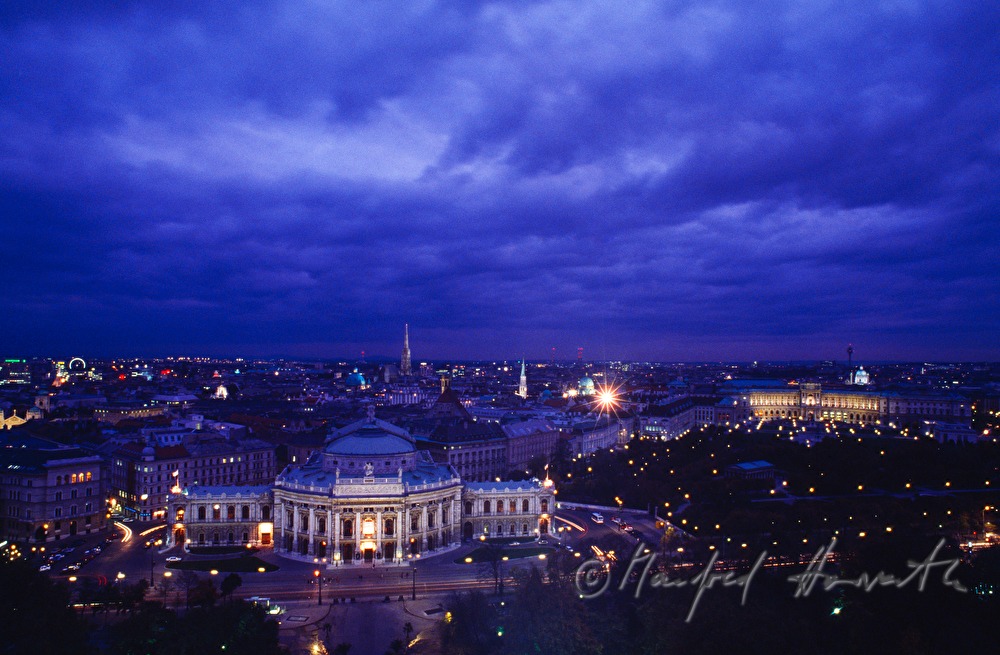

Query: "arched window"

xmin=198 ymin=532 xmax=205 ymax=545
xmin=241 ymin=505 xmax=250 ymax=520
xmin=227 ymin=505 xmax=235 ymax=520
xmin=496 ymin=501 xmax=503 ymax=514
xmin=385 ymin=518 xmax=395 ymax=536
xmin=496 ymin=523 xmax=503 ymax=535
xmin=343 ymin=519 xmax=353 ymax=538
xmin=71 ymin=474 xmax=77 ymax=484
xmin=242 ymin=532 xmax=249 ymax=543
xmin=212 ymin=506 xmax=221 ymax=520
xmin=522 ymin=523 xmax=529 ymax=535
xmin=56 ymin=476 xmax=62 ymax=485
xmin=541 ymin=500 xmax=548 ymax=513
xmin=464 ymin=501 xmax=473 ymax=514
xmin=261 ymin=506 xmax=270 ymax=521
xmin=197 ymin=506 xmax=206 ymax=520
xmin=318 ymin=517 xmax=326 ymax=534
xmin=509 ymin=500 xmax=516 ymax=513
xmin=522 ymin=499 xmax=529 ymax=512
xmin=227 ymin=531 xmax=234 ymax=544
xmin=510 ymin=523 xmax=515 ymax=534
xmin=483 ymin=500 xmax=491 ymax=514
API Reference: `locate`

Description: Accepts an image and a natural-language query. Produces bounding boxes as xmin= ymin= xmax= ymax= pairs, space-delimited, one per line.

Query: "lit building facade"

xmin=740 ymin=383 xmax=971 ymax=425
xmin=166 ymin=411 xmax=555 ymax=566
xmin=108 ymin=433 xmax=275 ymax=519
xmin=168 ymin=485 xmax=274 ymax=548
xmin=460 ymin=480 xmax=555 ymax=540
xmin=0 ymin=447 xmax=108 ymax=543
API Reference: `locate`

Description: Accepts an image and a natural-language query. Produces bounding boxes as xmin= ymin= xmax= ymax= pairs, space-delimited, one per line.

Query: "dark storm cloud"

xmin=1 ymin=0 xmax=998 ymax=360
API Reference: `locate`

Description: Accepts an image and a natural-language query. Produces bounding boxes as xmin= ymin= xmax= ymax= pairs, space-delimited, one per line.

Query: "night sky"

xmin=2 ymin=2 xmax=998 ymax=361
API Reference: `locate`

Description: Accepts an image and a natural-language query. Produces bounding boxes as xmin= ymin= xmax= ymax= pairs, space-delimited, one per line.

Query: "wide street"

xmin=41 ymin=505 xmax=660 ymax=608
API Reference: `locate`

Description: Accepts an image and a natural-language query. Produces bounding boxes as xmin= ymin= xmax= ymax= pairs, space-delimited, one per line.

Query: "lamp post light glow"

xmin=314 ymin=569 xmax=322 ymax=605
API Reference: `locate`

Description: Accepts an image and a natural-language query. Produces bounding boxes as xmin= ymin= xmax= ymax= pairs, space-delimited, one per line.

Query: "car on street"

xmin=38 ymin=564 xmax=51 ymax=572
xmin=166 ymin=556 xmax=182 ymax=562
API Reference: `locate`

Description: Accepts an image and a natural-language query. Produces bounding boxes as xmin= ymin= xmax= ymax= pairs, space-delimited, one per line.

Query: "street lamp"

xmin=314 ymin=569 xmax=322 ymax=605
xmin=411 ymin=566 xmax=417 ymax=601
xmin=163 ymin=571 xmax=172 ymax=606
xmin=984 ymin=506 xmax=993 ymax=534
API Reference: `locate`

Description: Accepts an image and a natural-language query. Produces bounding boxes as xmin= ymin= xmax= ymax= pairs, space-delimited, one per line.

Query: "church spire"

xmin=518 ymin=357 xmax=527 ymax=399
xmin=400 ymin=323 xmax=412 ymax=377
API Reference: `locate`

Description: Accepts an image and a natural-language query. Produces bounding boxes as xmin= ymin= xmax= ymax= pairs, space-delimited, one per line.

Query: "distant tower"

xmin=846 ymin=344 xmax=855 ymax=385
xmin=400 ymin=324 xmax=412 ymax=377
xmin=518 ymin=358 xmax=527 ymax=399
xmin=550 ymin=347 xmax=556 ymax=365
xmin=360 ymin=350 xmax=366 ymax=364
xmin=577 ymin=347 xmax=584 ymax=365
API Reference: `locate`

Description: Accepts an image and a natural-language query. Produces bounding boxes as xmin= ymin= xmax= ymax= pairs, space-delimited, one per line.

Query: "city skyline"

xmin=2 ymin=2 xmax=998 ymax=361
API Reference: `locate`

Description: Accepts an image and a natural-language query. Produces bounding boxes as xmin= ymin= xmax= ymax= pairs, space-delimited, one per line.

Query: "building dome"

xmin=345 ymin=368 xmax=367 ymax=387
xmin=326 ymin=424 xmax=415 ymax=457
xmin=322 ymin=411 xmax=417 ymax=474
xmin=579 ymin=376 xmax=596 ymax=395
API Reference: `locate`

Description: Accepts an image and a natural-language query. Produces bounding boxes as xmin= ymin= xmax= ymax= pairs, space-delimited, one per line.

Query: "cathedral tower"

xmin=401 ymin=324 xmax=412 ymax=377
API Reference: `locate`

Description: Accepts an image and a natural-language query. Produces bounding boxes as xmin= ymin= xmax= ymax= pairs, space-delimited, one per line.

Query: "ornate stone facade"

xmin=166 ymin=412 xmax=554 ymax=566
xmin=741 ymin=383 xmax=970 ymax=425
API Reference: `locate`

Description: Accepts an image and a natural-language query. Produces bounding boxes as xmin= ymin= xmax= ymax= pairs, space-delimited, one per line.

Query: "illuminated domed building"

xmin=166 ymin=409 xmax=555 ymax=566
xmin=578 ymin=376 xmax=596 ymax=396
xmin=345 ymin=368 xmax=368 ymax=390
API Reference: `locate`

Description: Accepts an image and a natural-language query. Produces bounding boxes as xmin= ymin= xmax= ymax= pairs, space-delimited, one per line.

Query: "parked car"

xmin=38 ymin=564 xmax=51 ymax=572
xmin=166 ymin=556 xmax=182 ymax=562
